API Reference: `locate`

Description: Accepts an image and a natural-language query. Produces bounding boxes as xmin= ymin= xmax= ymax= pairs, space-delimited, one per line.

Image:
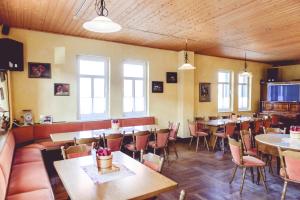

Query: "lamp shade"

xmin=178 ymin=63 xmax=195 ymax=70
xmin=83 ymin=16 xmax=121 ymax=33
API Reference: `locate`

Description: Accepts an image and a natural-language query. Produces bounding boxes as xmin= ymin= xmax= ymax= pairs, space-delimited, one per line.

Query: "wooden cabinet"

xmin=261 ymin=101 xmax=300 ymax=119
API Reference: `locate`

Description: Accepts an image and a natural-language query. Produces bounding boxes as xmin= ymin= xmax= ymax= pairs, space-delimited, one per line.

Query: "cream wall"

xmin=194 ymin=55 xmax=270 ymax=118
xmin=3 ymin=28 xmax=178 ymax=128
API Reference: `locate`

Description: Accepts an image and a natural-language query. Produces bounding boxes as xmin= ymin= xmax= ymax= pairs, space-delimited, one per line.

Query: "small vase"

xmin=96 ymin=155 xmax=113 ymax=169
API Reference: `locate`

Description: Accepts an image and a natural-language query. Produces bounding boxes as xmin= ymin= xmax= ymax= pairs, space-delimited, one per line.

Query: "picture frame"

xmin=166 ymin=72 xmax=177 ymax=83
xmin=54 ymin=83 xmax=70 ymax=96
xmin=22 ymin=109 xmax=33 ymax=125
xmin=152 ymin=81 xmax=164 ymax=93
xmin=28 ymin=62 xmax=51 ymax=78
xmin=199 ymin=82 xmax=211 ymax=102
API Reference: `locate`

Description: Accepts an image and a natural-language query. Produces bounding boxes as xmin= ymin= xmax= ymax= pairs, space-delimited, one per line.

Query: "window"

xmin=218 ymin=71 xmax=232 ymax=112
xmin=238 ymin=73 xmax=251 ymax=111
xmin=123 ymin=60 xmax=147 ymax=116
xmin=78 ymin=56 xmax=108 ymax=120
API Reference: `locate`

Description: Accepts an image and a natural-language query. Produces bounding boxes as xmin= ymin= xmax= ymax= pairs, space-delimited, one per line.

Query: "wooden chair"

xmin=148 ymin=129 xmax=170 ymax=158
xmin=228 ymin=137 xmax=268 ymax=194
xmin=278 ymin=147 xmax=300 ymax=200
xmin=61 ymin=144 xmax=90 ymax=160
xmin=240 ymin=129 xmax=257 ymax=157
xmin=74 ymin=137 xmax=97 ymax=145
xmin=188 ymin=120 xmax=209 ymax=152
xmin=102 ymin=133 xmax=124 ymax=152
xmin=168 ymin=122 xmax=180 ymax=158
xmin=240 ymin=121 xmax=250 ymax=131
xmin=253 ymin=119 xmax=263 ymax=135
xmin=140 ymin=150 xmax=164 ymax=173
xmin=179 ymin=190 xmax=186 ymax=200
xmin=263 ymin=127 xmax=286 ymax=134
xmin=213 ymin=123 xmax=236 ymax=152
xmin=125 ymin=131 xmax=150 ymax=159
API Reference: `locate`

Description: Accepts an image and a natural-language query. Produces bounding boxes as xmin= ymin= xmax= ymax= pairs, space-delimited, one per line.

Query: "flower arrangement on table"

xmin=96 ymin=148 xmax=113 ymax=169
xmin=111 ymin=119 xmax=120 ymax=131
xmin=290 ymin=126 xmax=300 ymax=139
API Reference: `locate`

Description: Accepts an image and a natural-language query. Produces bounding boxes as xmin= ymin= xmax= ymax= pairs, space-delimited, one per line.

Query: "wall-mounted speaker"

xmin=1 ymin=24 xmax=10 ymax=35
xmin=267 ymin=68 xmax=279 ymax=82
xmin=0 ymin=38 xmax=24 ymax=71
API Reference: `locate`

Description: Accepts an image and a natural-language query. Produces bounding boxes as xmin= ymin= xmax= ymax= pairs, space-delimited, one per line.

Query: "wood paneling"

xmin=1 ymin=0 xmax=300 ymax=62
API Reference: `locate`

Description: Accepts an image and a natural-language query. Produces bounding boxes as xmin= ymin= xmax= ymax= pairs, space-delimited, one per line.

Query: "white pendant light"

xmin=241 ymin=52 xmax=250 ymax=76
xmin=178 ymin=39 xmax=195 ymax=70
xmin=83 ymin=0 xmax=121 ymax=33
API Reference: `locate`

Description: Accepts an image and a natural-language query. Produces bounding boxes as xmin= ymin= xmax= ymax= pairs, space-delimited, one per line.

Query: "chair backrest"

xmin=263 ymin=119 xmax=272 ymax=128
xmin=179 ymin=190 xmax=186 ymax=200
xmin=240 ymin=121 xmax=250 ymax=131
xmin=155 ymin=129 xmax=170 ymax=148
xmin=61 ymin=144 xmax=89 ymax=160
xmin=271 ymin=115 xmax=280 ymax=125
xmin=240 ymin=129 xmax=252 ymax=152
xmin=225 ymin=123 xmax=236 ymax=137
xmin=263 ymin=127 xmax=286 ymax=134
xmin=140 ymin=150 xmax=164 ymax=173
xmin=228 ymin=136 xmax=243 ymax=165
xmin=74 ymin=137 xmax=97 ymax=145
xmin=168 ymin=122 xmax=180 ymax=139
xmin=254 ymin=119 xmax=263 ymax=133
xmin=188 ymin=120 xmax=197 ymax=137
xmin=278 ymin=147 xmax=300 ymax=182
xmin=103 ymin=133 xmax=123 ymax=152
xmin=133 ymin=131 xmax=150 ymax=151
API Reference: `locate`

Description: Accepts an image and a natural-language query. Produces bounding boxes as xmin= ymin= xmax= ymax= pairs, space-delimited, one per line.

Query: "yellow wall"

xmin=277 ymin=65 xmax=300 ymax=81
xmin=2 ymin=28 xmax=270 ymax=133
xmin=194 ymin=55 xmax=270 ymax=118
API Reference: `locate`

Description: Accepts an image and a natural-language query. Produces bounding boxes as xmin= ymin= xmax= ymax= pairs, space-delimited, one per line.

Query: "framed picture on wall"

xmin=28 ymin=62 xmax=51 ymax=78
xmin=199 ymin=82 xmax=211 ymax=102
xmin=54 ymin=83 xmax=70 ymax=96
xmin=166 ymin=72 xmax=177 ymax=83
xmin=152 ymin=81 xmax=164 ymax=93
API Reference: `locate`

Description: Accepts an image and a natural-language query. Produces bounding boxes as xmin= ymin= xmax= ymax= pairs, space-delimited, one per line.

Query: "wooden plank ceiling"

xmin=1 ymin=0 xmax=300 ymax=63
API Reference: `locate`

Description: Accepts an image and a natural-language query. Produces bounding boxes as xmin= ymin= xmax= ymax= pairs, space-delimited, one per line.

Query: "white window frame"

xmin=238 ymin=73 xmax=252 ymax=111
xmin=217 ymin=70 xmax=233 ymax=112
xmin=122 ymin=59 xmax=147 ymax=117
xmin=77 ymin=55 xmax=109 ymax=120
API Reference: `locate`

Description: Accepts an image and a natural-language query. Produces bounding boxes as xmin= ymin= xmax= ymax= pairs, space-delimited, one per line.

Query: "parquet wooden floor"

xmin=50 ymin=142 xmax=300 ymax=200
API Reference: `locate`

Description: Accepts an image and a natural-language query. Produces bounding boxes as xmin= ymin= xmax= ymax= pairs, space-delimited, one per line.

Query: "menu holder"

xmin=98 ymin=164 xmax=120 ymax=175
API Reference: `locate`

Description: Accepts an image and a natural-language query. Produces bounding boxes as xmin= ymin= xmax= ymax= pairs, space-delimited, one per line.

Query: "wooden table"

xmin=255 ymin=134 xmax=300 ymax=174
xmin=50 ymin=125 xmax=161 ymax=143
xmin=54 ymin=151 xmax=177 ymax=200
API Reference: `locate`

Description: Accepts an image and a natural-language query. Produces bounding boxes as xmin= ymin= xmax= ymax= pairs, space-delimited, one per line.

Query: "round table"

xmin=255 ymin=134 xmax=300 ymax=174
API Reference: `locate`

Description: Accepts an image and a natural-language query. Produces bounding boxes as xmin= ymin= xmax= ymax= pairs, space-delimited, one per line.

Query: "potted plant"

xmin=96 ymin=148 xmax=112 ymax=169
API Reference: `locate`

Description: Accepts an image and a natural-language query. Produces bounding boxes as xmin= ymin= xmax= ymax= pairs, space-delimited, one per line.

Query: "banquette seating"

xmin=0 ymin=131 xmax=54 ymax=200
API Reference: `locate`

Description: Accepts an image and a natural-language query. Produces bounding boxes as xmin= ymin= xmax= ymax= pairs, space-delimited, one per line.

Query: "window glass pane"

xmin=239 ymin=75 xmax=249 ymax=84
xmin=79 ymin=59 xmax=104 ymax=76
xmin=218 ymin=72 xmax=230 ymax=82
xmin=135 ymin=97 xmax=145 ymax=112
xmin=80 ymin=98 xmax=92 ymax=114
xmin=93 ymin=97 xmax=105 ymax=113
xmin=123 ymin=97 xmax=133 ymax=112
xmin=94 ymin=78 xmax=104 ymax=98
xmin=135 ymin=80 xmax=144 ymax=97
xmin=80 ymin=78 xmax=91 ymax=98
xmin=124 ymin=80 xmax=133 ymax=97
xmin=124 ymin=63 xmax=144 ymax=78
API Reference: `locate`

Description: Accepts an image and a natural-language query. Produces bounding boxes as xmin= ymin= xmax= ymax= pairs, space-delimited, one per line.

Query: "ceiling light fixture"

xmin=241 ymin=52 xmax=250 ymax=75
xmin=178 ymin=39 xmax=195 ymax=70
xmin=83 ymin=0 xmax=121 ymax=33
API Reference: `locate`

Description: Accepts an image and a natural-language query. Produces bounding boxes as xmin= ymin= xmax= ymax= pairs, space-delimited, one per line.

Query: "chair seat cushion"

xmin=125 ymin=143 xmax=136 ymax=151
xmin=37 ymin=140 xmax=66 ymax=150
xmin=214 ymin=132 xmax=226 ymax=138
xmin=195 ymin=131 xmax=208 ymax=136
xmin=168 ymin=136 xmax=176 ymax=141
xmin=13 ymin=147 xmax=43 ymax=165
xmin=244 ymin=148 xmax=257 ymax=156
xmin=242 ymin=156 xmax=265 ymax=167
xmin=7 ymin=161 xmax=51 ymax=195
xmin=6 ymin=189 xmax=54 ymax=200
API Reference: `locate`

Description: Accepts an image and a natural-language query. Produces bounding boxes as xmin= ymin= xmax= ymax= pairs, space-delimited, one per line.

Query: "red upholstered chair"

xmin=253 ymin=119 xmax=263 ymax=135
xmin=278 ymin=147 xmax=300 ymax=200
xmin=102 ymin=133 xmax=124 ymax=152
xmin=240 ymin=121 xmax=250 ymax=131
xmin=263 ymin=118 xmax=272 ymax=129
xmin=240 ymin=129 xmax=257 ymax=157
xmin=228 ymin=137 xmax=268 ymax=194
xmin=125 ymin=131 xmax=150 ymax=159
xmin=61 ymin=144 xmax=90 ymax=160
xmin=188 ymin=120 xmax=209 ymax=152
xmin=168 ymin=122 xmax=180 ymax=158
xmin=140 ymin=150 xmax=164 ymax=173
xmin=212 ymin=123 xmax=236 ymax=152
xmin=148 ymin=129 xmax=170 ymax=158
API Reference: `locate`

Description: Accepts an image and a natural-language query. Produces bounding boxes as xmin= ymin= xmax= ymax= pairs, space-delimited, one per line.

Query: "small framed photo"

xmin=166 ymin=72 xmax=177 ymax=83
xmin=28 ymin=62 xmax=51 ymax=78
xmin=54 ymin=83 xmax=70 ymax=96
xmin=40 ymin=115 xmax=53 ymax=124
xmin=199 ymin=83 xmax=211 ymax=102
xmin=152 ymin=81 xmax=164 ymax=93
